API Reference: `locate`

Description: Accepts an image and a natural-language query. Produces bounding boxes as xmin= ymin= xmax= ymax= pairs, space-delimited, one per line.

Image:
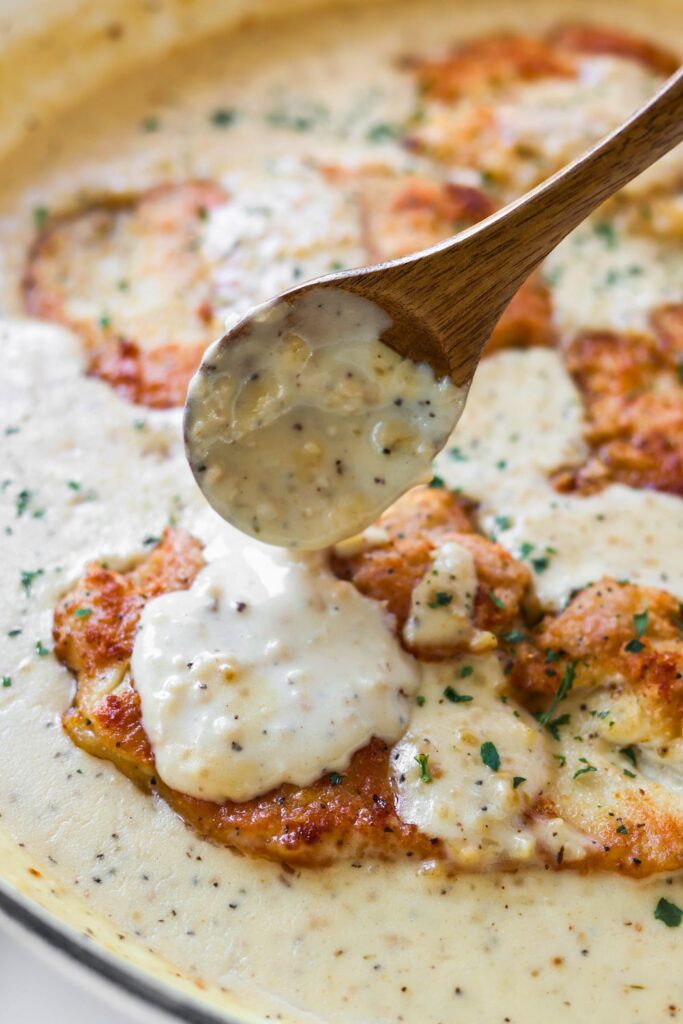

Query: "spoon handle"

xmin=458 ymin=63 xmax=683 ymax=297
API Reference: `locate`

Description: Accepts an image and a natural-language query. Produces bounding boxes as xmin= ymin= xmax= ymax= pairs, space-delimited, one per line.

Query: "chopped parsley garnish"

xmin=449 ymin=446 xmax=468 ymax=461
xmin=512 ymin=776 xmax=526 ymax=789
xmin=210 ymin=108 xmax=237 ymax=128
xmin=428 ymin=475 xmax=445 ymax=489
xmin=501 ymin=630 xmax=526 ymax=644
xmin=620 ymin=745 xmax=638 ymax=768
xmin=545 ymin=649 xmax=562 ymax=663
xmin=416 ymin=694 xmax=426 ymax=706
xmin=67 ymin=480 xmax=81 ymax=491
xmin=625 ymin=638 xmax=645 ymax=653
xmin=7 ymin=629 xmax=21 ymax=638
xmin=545 ymin=713 xmax=571 ymax=741
xmin=428 ymin=592 xmax=453 ymax=609
xmin=494 ymin=515 xmax=512 ymax=531
xmin=33 ymin=206 xmax=49 ymax=229
xmin=2 ymin=676 xmax=11 ymax=688
xmin=143 ymin=535 xmax=161 ymax=547
xmin=573 ymin=757 xmax=597 ymax=780
xmin=655 ymin=897 xmax=683 ymax=928
xmin=99 ymin=314 xmax=112 ymax=330
xmin=141 ymin=116 xmax=160 ymax=132
xmin=35 ymin=640 xmax=50 ymax=657
xmin=444 ymin=686 xmax=473 ymax=704
xmin=495 ymin=459 xmax=507 ymax=470
xmin=480 ymin=741 xmax=500 ymax=772
xmin=531 ymin=557 xmax=550 ymax=573
xmin=623 ymin=768 xmax=637 ymax=779
xmin=589 ymin=708 xmax=610 ymax=720
xmin=328 ymin=772 xmax=344 ymax=786
xmin=459 ymin=665 xmax=474 ymax=678
xmin=489 ymin=592 xmax=506 ymax=610
xmin=415 ymin=753 xmax=432 ymax=783
xmin=553 ymin=753 xmax=567 ymax=767
xmin=616 ymin=824 xmax=628 ymax=835
xmin=519 ymin=541 xmax=534 ymax=558
xmin=593 ymin=221 xmax=618 ymax=249
xmin=20 ymin=568 xmax=44 ymax=594
xmin=74 ymin=607 xmax=92 ymax=619
xmin=16 ymin=489 xmax=32 ymax=517
xmin=365 ymin=122 xmax=399 ymax=143
xmin=633 ymin=609 xmax=649 ymax=638
xmin=537 ymin=661 xmax=577 ymax=728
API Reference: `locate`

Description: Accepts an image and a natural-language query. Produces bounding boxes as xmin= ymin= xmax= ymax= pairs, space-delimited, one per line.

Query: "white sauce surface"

xmin=186 ymin=286 xmax=462 ymax=548
xmin=132 ymin=534 xmax=419 ymax=802
xmin=393 ymin=655 xmax=553 ymax=867
xmin=436 ymin=347 xmax=683 ymax=610
xmin=1 ymin=1 xmax=683 ymax=1022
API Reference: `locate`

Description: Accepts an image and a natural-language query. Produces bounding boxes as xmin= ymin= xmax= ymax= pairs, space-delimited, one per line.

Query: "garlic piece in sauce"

xmin=131 ymin=533 xmax=421 ymax=802
xmin=185 ymin=286 xmax=463 ymax=549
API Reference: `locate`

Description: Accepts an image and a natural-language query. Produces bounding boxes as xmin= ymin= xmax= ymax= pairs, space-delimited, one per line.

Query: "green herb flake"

xmin=67 ymin=480 xmax=81 ymax=491
xmin=416 ymin=694 xmax=426 ymax=706
xmin=512 ymin=776 xmax=526 ymax=789
xmin=2 ymin=676 xmax=12 ymax=688
xmin=545 ymin=649 xmax=562 ymax=663
xmin=573 ymin=757 xmax=597 ymax=780
xmin=480 ymin=741 xmax=500 ymax=772
xmin=449 ymin=446 xmax=468 ymax=461
xmin=74 ymin=607 xmax=92 ymax=619
xmin=20 ymin=568 xmax=44 ymax=594
xmin=553 ymin=753 xmax=567 ymax=767
xmin=594 ymin=221 xmax=618 ymax=249
xmin=538 ymin=661 xmax=577 ymax=727
xmin=460 ymin=665 xmax=474 ymax=678
xmin=428 ymin=592 xmax=453 ymax=609
xmin=35 ymin=640 xmax=50 ymax=657
xmin=7 ymin=629 xmax=21 ymax=638
xmin=519 ymin=541 xmax=534 ymax=558
xmin=210 ymin=108 xmax=237 ymax=128
xmin=655 ymin=897 xmax=683 ymax=928
xmin=415 ymin=753 xmax=432 ymax=783
xmin=496 ymin=459 xmax=508 ymax=470
xmin=502 ymin=629 xmax=526 ymax=645
xmin=546 ymin=713 xmax=571 ymax=741
xmin=444 ymin=686 xmax=473 ymax=704
xmin=99 ymin=314 xmax=112 ymax=330
xmin=142 ymin=535 xmax=161 ymax=547
xmin=365 ymin=122 xmax=399 ymax=143
xmin=489 ymin=592 xmax=506 ymax=610
xmin=33 ymin=206 xmax=49 ymax=229
xmin=141 ymin=116 xmax=160 ymax=133
xmin=494 ymin=515 xmax=511 ymax=531
xmin=620 ymin=745 xmax=638 ymax=767
xmin=328 ymin=772 xmax=344 ymax=786
xmin=625 ymin=638 xmax=645 ymax=654
xmin=16 ymin=489 xmax=32 ymax=517
xmin=531 ymin=557 xmax=550 ymax=573
xmin=623 ymin=768 xmax=637 ymax=779
xmin=616 ymin=824 xmax=628 ymax=835
xmin=633 ymin=609 xmax=649 ymax=638
xmin=428 ymin=475 xmax=445 ymax=489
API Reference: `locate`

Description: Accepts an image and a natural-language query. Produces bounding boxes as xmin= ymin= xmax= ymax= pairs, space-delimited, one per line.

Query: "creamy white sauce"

xmin=437 ymin=348 xmax=683 ymax=610
xmin=1 ymin=2 xmax=683 ymax=1022
xmin=186 ymin=286 xmax=463 ymax=548
xmin=403 ymin=539 xmax=494 ymax=651
xmin=393 ymin=655 xmax=554 ymax=867
xmin=132 ymin=532 xmax=420 ymax=802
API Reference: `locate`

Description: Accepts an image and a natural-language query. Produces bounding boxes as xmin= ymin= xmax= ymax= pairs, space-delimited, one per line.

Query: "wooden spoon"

xmin=186 ymin=65 xmax=683 ymax=547
xmin=302 ymin=63 xmax=683 ymax=383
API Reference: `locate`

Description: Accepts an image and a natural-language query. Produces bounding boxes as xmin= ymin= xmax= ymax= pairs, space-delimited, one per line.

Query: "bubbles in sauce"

xmin=185 ymin=286 xmax=463 ymax=549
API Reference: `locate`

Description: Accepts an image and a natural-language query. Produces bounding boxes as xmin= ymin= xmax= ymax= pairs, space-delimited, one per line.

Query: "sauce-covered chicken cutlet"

xmin=23 ymin=182 xmax=227 ymax=408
